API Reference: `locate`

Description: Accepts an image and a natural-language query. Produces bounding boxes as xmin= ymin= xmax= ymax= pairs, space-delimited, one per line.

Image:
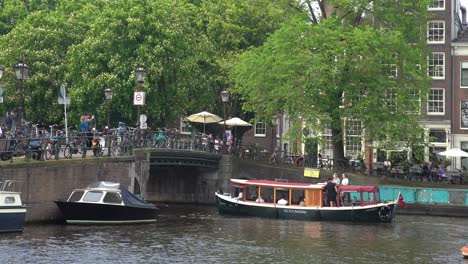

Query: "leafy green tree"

xmin=0 ymin=1 xmax=103 ymax=127
xmin=232 ymin=0 xmax=431 ymax=162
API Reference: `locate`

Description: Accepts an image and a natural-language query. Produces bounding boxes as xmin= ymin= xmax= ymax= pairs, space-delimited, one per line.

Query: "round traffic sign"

xmin=135 ymin=93 xmax=142 ymax=101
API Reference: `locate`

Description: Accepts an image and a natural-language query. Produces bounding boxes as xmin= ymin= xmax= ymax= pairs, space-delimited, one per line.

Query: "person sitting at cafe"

xmin=438 ymin=165 xmax=447 ymax=182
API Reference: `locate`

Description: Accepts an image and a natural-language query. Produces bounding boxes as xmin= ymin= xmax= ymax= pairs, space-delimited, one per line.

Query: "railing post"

xmin=107 ymin=133 xmax=111 ymax=157
xmin=81 ymin=134 xmax=87 ymax=158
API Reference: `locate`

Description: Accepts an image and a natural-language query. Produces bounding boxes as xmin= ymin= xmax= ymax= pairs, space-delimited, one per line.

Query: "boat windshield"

xmin=83 ymin=191 xmax=104 ymax=202
xmin=68 ymin=191 xmax=84 ymax=202
xmin=103 ymin=192 xmax=123 ymax=204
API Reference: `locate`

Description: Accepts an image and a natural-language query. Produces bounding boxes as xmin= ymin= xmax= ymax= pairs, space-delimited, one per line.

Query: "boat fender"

xmin=378 ymin=206 xmax=391 ymax=222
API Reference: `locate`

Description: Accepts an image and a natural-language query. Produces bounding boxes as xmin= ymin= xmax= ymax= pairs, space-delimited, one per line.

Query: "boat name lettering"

xmin=284 ymin=209 xmax=307 ymax=214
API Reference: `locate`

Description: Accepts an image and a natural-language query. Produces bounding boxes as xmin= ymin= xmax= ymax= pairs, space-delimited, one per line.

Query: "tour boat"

xmin=215 ymin=179 xmax=398 ymax=223
xmin=0 ymin=180 xmax=27 ymax=232
xmin=55 ymin=181 xmax=159 ymax=224
xmin=462 ymin=246 xmax=468 ymax=258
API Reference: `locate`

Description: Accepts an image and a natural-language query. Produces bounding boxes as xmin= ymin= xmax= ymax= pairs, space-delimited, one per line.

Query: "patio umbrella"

xmin=187 ymin=111 xmax=223 ymax=133
xmin=218 ymin=117 xmax=252 ymax=127
xmin=438 ymin=148 xmax=468 ymax=169
xmin=438 ymin=148 xmax=468 ymax=157
xmin=218 ymin=117 xmax=252 ymax=140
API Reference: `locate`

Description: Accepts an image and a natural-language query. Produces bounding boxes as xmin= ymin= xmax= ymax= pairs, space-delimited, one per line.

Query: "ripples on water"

xmin=0 ymin=205 xmax=466 ymax=264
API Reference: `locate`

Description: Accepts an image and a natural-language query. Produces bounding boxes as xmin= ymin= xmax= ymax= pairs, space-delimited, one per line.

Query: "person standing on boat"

xmin=332 ymin=173 xmax=341 ymax=185
xmin=256 ymin=196 xmax=264 ymax=203
xmin=325 ymin=178 xmax=337 ymax=207
xmin=341 ymin=174 xmax=350 ymax=205
xmin=341 ymin=174 xmax=349 ymax=185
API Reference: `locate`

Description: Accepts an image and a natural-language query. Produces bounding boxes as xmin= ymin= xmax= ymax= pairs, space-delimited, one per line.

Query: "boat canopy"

xmin=81 ymin=181 xmax=154 ymax=208
xmin=86 ymin=181 xmax=120 ymax=190
xmin=337 ymin=185 xmax=378 ymax=192
xmin=230 ymin=179 xmax=324 ymax=189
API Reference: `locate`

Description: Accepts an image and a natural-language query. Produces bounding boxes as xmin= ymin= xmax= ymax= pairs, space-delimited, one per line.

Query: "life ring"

xmin=378 ymin=206 xmax=391 ymax=222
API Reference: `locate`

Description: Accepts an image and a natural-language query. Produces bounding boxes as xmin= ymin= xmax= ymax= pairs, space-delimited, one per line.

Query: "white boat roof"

xmin=230 ymin=179 xmax=325 ymax=189
xmin=84 ymin=181 xmax=121 ymax=191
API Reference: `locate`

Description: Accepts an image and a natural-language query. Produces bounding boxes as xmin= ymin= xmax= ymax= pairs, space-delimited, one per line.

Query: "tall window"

xmin=428 ymin=52 xmax=444 ymax=79
xmin=461 ymin=100 xmax=468 ymax=129
xmin=428 ymin=0 xmax=444 ymax=10
xmin=322 ymin=128 xmax=333 ymax=158
xmin=427 ymin=88 xmax=445 ymax=115
xmin=254 ymin=122 xmax=266 ymax=137
xmin=429 ymin=129 xmax=446 ymax=143
xmin=427 ymin=21 xmax=445 ymax=43
xmin=345 ymin=120 xmax=362 ymax=158
xmin=461 ymin=62 xmax=468 ymax=87
xmin=386 ymin=88 xmax=397 ymax=111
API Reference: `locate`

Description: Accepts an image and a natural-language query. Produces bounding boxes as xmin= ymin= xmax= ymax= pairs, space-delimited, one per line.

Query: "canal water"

xmin=0 ymin=204 xmax=466 ymax=264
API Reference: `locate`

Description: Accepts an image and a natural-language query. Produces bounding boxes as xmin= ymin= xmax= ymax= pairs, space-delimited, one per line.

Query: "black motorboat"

xmin=55 ymin=181 xmax=159 ymax=224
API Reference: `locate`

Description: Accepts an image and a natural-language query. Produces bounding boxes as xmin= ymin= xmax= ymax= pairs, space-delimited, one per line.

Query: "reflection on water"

xmin=0 ymin=204 xmax=467 ymax=263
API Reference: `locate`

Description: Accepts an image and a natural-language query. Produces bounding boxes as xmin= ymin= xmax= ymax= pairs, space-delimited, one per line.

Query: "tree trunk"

xmin=331 ymin=126 xmax=345 ymax=168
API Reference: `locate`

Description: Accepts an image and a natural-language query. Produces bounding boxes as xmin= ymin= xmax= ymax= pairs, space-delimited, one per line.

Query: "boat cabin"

xmin=231 ymin=179 xmax=324 ymax=207
xmin=67 ymin=182 xmax=124 ymax=206
xmin=230 ymin=179 xmax=382 ymax=207
xmin=336 ymin=185 xmax=381 ymax=206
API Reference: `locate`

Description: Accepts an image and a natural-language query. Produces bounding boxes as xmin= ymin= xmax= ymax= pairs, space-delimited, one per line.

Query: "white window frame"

xmin=254 ymin=122 xmax=266 ymax=137
xmin=428 ymin=52 xmax=445 ymax=79
xmin=461 ymin=62 xmax=468 ymax=88
xmin=344 ymin=120 xmax=362 ymax=158
xmin=427 ymin=21 xmax=445 ymax=44
xmin=427 ymin=88 xmax=445 ymax=115
xmin=428 ymin=0 xmax=445 ymax=10
xmin=461 ymin=100 xmax=468 ymax=129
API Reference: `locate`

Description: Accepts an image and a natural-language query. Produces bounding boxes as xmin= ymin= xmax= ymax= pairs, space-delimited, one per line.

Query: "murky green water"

xmin=0 ymin=204 xmax=466 ymax=263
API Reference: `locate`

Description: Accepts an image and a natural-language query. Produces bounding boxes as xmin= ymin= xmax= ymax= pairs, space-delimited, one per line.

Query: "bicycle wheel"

xmin=14 ymin=142 xmax=26 ymax=157
xmin=110 ymin=140 xmax=120 ymax=156
xmin=62 ymin=144 xmax=73 ymax=158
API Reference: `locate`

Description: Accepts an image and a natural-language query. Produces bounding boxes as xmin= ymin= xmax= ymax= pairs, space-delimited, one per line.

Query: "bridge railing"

xmin=0 ymin=128 xmax=359 ymax=173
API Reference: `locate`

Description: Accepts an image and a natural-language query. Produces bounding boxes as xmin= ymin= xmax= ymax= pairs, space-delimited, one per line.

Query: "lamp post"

xmin=13 ymin=61 xmax=30 ymax=132
xmin=0 ymin=66 xmax=3 ymax=104
xmin=105 ymin=88 xmax=113 ymax=131
xmin=105 ymin=88 xmax=113 ymax=157
xmin=221 ymin=90 xmax=229 ymax=143
xmin=134 ymin=65 xmax=146 ymax=127
xmin=271 ymin=115 xmax=277 ymax=153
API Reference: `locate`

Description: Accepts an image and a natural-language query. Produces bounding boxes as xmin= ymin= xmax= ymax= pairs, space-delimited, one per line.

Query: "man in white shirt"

xmin=341 ymin=174 xmax=349 ymax=185
xmin=332 ymin=173 xmax=341 ymax=185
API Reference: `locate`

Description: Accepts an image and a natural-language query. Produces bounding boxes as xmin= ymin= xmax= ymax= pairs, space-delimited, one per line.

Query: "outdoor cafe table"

xmin=390 ymin=166 xmax=406 ymax=179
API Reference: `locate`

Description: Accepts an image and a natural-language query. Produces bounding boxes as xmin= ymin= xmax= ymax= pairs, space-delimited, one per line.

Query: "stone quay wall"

xmin=0 ymin=157 xmax=136 ymax=223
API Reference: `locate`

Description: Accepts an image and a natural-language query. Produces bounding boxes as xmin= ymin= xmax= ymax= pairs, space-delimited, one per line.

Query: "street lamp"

xmin=105 ymin=88 xmax=113 ymax=157
xmin=221 ymin=90 xmax=229 ymax=142
xmin=13 ymin=60 xmax=30 ymax=132
xmin=271 ymin=115 xmax=277 ymax=152
xmin=105 ymin=88 xmax=113 ymax=131
xmin=134 ymin=65 xmax=146 ymax=127
xmin=0 ymin=66 xmax=3 ymax=104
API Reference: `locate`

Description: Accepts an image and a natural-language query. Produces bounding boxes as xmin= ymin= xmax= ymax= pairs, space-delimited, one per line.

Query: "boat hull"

xmin=462 ymin=246 xmax=468 ymax=258
xmin=0 ymin=206 xmax=27 ymax=232
xmin=55 ymin=201 xmax=159 ymax=224
xmin=216 ymin=193 xmax=395 ymax=223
